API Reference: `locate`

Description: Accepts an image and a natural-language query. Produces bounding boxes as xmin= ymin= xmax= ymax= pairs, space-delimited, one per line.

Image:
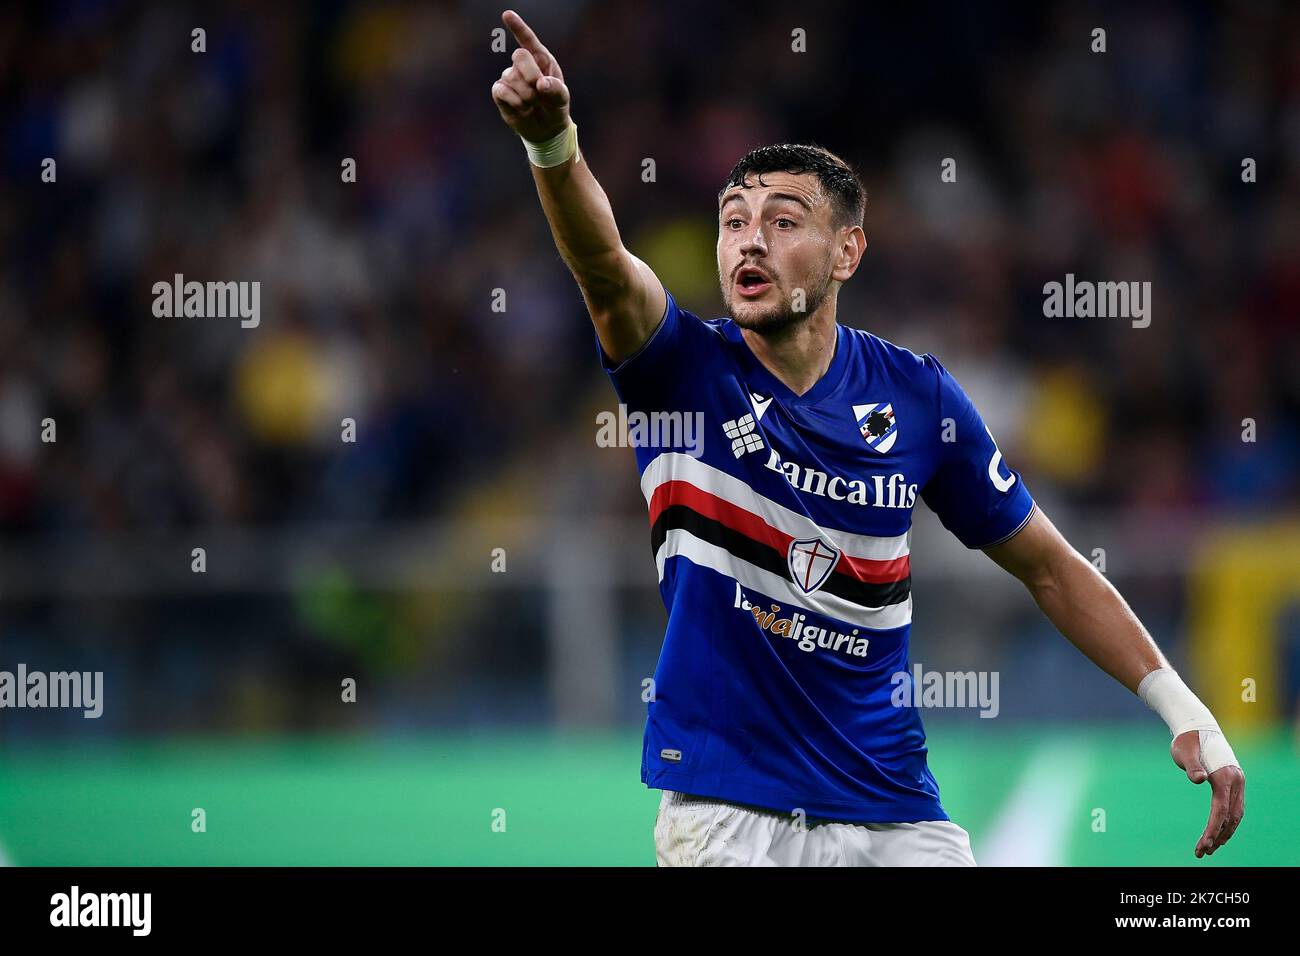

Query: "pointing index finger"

xmin=503 ymin=10 xmax=550 ymax=64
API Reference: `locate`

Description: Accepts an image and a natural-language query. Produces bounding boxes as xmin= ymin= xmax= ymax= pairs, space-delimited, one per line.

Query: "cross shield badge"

xmin=787 ymin=536 xmax=842 ymax=594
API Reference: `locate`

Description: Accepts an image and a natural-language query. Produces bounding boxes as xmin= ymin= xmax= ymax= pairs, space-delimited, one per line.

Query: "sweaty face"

xmin=717 ymin=171 xmax=838 ymax=334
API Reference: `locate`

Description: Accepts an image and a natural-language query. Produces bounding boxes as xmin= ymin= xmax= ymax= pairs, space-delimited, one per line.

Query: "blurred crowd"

xmin=0 ymin=1 xmax=1297 ymax=732
xmin=1 ymin=1 xmax=1297 ymax=533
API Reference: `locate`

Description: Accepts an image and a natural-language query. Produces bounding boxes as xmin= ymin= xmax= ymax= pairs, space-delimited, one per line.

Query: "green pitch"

xmin=0 ymin=726 xmax=1292 ymax=866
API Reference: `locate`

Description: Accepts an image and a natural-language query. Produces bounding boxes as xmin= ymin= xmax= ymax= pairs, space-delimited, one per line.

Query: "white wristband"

xmin=522 ymin=120 xmax=580 ymax=168
xmin=1138 ymin=667 xmax=1239 ymax=773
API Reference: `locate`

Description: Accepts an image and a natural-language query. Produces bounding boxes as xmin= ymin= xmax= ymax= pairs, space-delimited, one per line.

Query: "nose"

xmin=739 ymin=224 xmax=767 ymax=258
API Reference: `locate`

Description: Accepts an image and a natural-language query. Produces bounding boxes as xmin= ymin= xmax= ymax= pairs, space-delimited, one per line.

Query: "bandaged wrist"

xmin=1138 ymin=667 xmax=1239 ymax=773
xmin=522 ymin=120 xmax=580 ymax=168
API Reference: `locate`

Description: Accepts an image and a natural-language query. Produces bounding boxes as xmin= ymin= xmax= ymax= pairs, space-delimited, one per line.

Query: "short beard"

xmin=724 ymin=273 xmax=832 ymax=336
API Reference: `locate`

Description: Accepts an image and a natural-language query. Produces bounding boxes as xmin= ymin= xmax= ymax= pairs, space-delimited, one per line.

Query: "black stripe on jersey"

xmin=649 ymin=503 xmax=911 ymax=610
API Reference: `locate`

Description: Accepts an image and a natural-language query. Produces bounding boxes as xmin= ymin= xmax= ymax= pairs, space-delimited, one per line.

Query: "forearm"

xmin=530 ymin=152 xmax=629 ymax=296
xmin=1043 ymin=558 xmax=1242 ymax=778
xmin=528 ymin=148 xmax=662 ymax=358
xmin=1022 ymin=545 xmax=1167 ymax=694
xmin=992 ymin=510 xmax=1239 ymax=779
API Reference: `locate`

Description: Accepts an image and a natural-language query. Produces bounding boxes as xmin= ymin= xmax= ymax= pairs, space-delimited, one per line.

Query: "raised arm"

xmin=490 ymin=9 xmax=666 ymax=363
xmin=983 ymin=507 xmax=1246 ymax=858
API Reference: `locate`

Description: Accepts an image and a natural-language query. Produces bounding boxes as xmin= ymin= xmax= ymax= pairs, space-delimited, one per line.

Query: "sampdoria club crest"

xmin=853 ymin=402 xmax=898 ymax=454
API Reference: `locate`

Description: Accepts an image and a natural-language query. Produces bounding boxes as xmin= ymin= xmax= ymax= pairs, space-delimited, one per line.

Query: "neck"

xmin=739 ymin=298 xmax=839 ymax=397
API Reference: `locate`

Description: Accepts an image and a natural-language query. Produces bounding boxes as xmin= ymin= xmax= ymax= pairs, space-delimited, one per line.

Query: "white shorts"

xmin=654 ymin=789 xmax=977 ymax=867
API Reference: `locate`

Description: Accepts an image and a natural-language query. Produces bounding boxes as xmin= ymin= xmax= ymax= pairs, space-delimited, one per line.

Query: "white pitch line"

xmin=975 ymin=741 xmax=1093 ymax=867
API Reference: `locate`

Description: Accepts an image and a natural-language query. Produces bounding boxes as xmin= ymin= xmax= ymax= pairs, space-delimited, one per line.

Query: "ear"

xmin=833 ymin=225 xmax=867 ymax=281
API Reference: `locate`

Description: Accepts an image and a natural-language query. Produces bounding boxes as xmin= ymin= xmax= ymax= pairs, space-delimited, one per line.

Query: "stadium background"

xmin=0 ymin=0 xmax=1297 ymax=865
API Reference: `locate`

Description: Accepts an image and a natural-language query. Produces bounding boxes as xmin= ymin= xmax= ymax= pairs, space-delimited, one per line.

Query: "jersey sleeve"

xmin=594 ymin=283 xmax=705 ymax=404
xmin=919 ymin=354 xmax=1036 ymax=549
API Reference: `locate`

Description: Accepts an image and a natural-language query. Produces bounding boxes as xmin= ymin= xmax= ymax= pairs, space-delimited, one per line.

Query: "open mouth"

xmin=735 ymin=267 xmax=773 ymax=297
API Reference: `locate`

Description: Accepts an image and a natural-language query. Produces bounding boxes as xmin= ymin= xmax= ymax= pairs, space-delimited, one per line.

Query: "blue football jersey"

xmin=597 ymin=286 xmax=1036 ymax=823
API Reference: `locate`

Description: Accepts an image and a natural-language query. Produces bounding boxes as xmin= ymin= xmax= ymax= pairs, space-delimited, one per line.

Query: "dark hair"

xmin=718 ymin=143 xmax=866 ymax=231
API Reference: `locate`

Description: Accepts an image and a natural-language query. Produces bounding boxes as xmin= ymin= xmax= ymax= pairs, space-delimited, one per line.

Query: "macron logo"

xmin=722 ymin=413 xmax=764 ymax=458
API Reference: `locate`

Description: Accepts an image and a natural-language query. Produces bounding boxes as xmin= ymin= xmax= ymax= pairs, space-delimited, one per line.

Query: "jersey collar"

xmin=722 ymin=319 xmax=849 ymax=409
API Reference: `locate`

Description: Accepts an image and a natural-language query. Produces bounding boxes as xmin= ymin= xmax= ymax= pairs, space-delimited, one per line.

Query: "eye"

xmin=775 ymin=217 xmax=795 ymax=228
xmin=725 ymin=218 xmax=744 ymax=229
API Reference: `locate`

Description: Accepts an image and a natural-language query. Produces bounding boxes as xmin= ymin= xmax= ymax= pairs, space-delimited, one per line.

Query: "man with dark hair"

xmin=712 ymin=143 xmax=865 ymax=337
xmin=492 ymin=9 xmax=1244 ymax=866
xmin=721 ymin=143 xmax=867 ymax=230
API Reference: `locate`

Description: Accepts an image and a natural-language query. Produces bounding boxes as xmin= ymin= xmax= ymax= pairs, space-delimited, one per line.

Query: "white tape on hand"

xmin=1138 ymin=667 xmax=1240 ymax=774
xmin=1196 ymin=729 xmax=1239 ymax=776
xmin=522 ymin=120 xmax=580 ymax=168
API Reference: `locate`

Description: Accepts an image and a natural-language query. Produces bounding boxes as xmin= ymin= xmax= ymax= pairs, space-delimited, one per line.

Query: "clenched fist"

xmin=491 ymin=10 xmax=572 ymax=144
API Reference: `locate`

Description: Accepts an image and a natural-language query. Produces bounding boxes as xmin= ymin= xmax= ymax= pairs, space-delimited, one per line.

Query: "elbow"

xmin=1016 ymin=550 xmax=1067 ymax=598
xmin=1023 ymin=548 xmax=1093 ymax=604
xmin=575 ymin=247 xmax=635 ymax=309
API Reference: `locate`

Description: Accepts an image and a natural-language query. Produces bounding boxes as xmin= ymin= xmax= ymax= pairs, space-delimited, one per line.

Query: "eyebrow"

xmin=719 ymin=191 xmax=813 ymax=214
